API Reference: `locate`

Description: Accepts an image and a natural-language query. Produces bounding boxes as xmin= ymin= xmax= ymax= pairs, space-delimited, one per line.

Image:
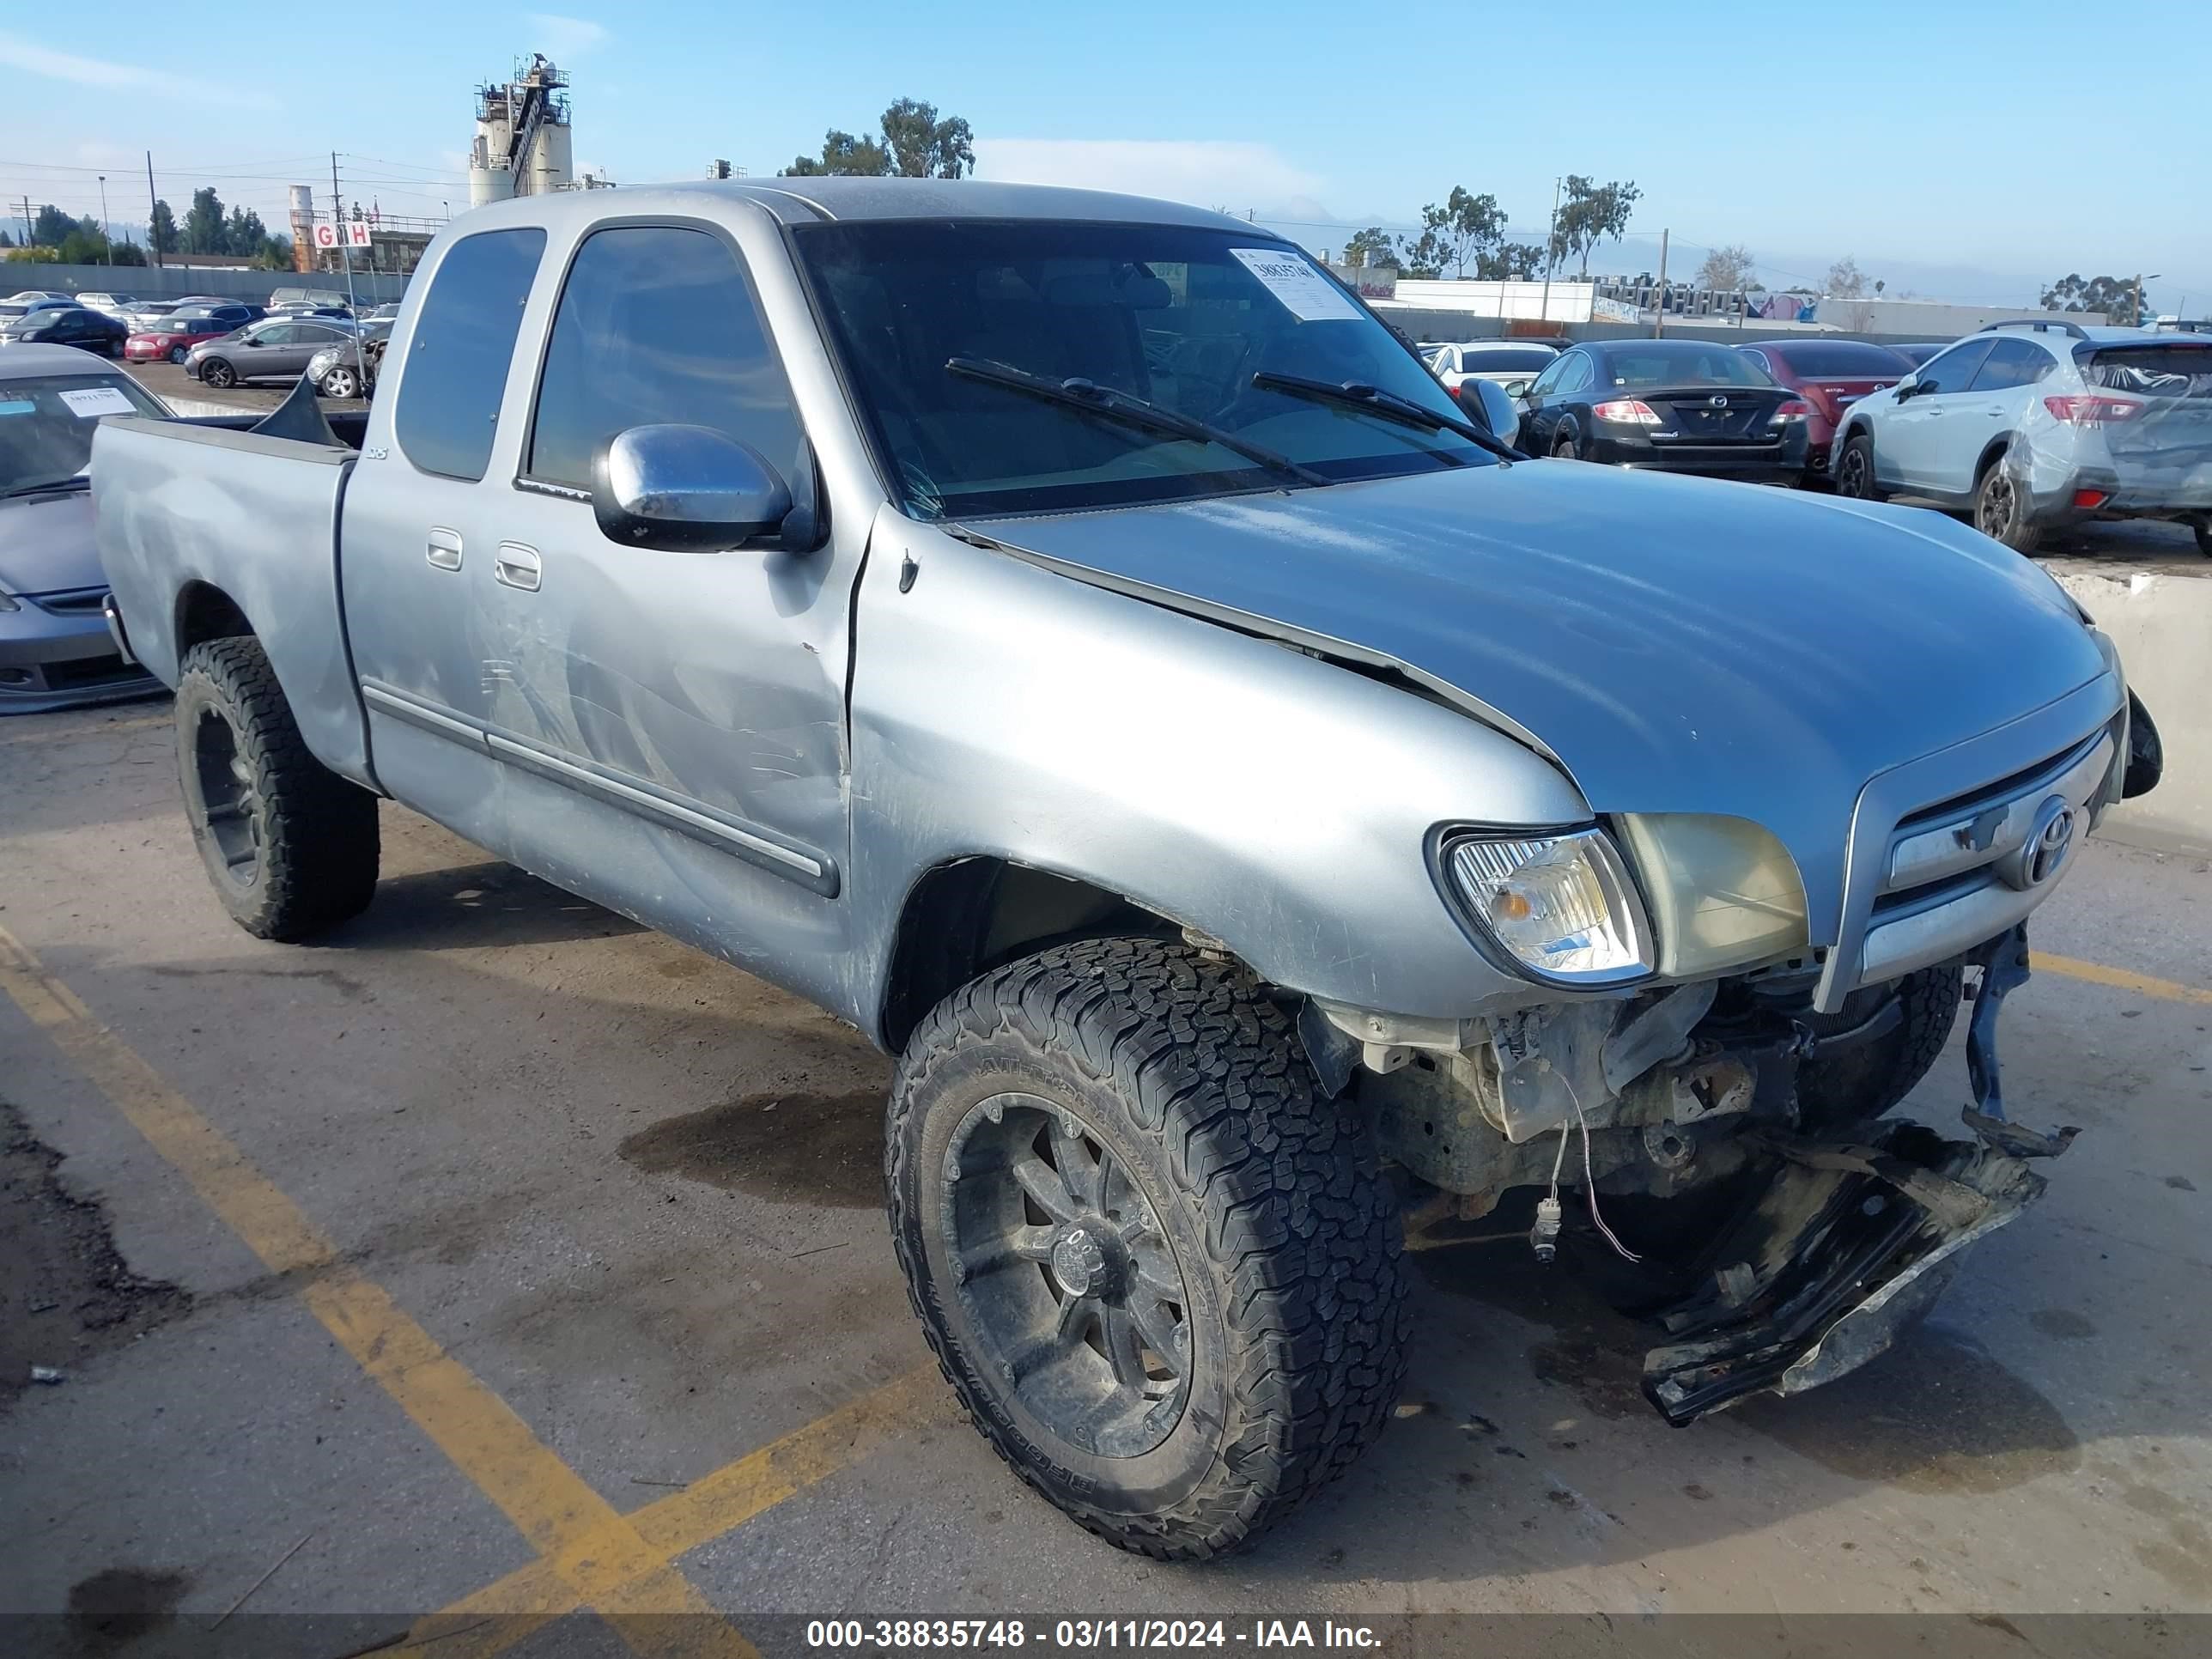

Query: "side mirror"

xmin=1893 ymin=375 xmax=1921 ymax=399
xmin=1501 ymin=378 xmax=1533 ymax=400
xmin=1467 ymin=380 xmax=1522 ymax=449
xmin=592 ymin=424 xmax=793 ymax=553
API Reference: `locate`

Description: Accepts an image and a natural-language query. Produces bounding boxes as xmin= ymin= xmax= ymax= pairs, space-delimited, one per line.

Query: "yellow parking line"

xmin=2039 ymin=951 xmax=2212 ymax=1007
xmin=400 ymin=1366 xmax=947 ymax=1659
xmin=0 ymin=924 xmax=753 ymax=1659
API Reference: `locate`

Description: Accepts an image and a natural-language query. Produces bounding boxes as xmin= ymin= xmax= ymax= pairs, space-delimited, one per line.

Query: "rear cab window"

xmin=521 ymin=223 xmax=805 ymax=497
xmin=392 ymin=227 xmax=547 ymax=482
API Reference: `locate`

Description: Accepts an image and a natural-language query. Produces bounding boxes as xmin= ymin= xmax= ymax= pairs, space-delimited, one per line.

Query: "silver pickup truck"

xmin=95 ymin=179 xmax=2162 ymax=1559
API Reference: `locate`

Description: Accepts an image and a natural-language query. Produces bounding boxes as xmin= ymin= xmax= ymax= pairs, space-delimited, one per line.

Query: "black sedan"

xmin=0 ymin=305 xmax=129 ymax=357
xmin=1510 ymin=339 xmax=1808 ymax=483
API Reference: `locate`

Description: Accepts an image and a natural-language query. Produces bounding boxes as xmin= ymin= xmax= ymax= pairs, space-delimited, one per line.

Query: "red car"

xmin=124 ymin=319 xmax=246 ymax=366
xmin=1735 ymin=339 xmax=1914 ymax=478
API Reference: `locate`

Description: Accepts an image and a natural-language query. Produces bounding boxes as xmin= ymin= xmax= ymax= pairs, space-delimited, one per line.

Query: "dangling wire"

xmin=1552 ymin=1073 xmax=1642 ymax=1263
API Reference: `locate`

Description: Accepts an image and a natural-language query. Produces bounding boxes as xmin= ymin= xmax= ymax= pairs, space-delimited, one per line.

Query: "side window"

xmin=1554 ymin=353 xmax=1594 ymax=397
xmin=525 ymin=225 xmax=803 ymax=494
xmin=1914 ymin=338 xmax=1996 ymax=396
xmin=256 ymin=325 xmax=296 ymax=346
xmin=1528 ymin=355 xmax=1570 ymax=398
xmin=393 ymin=227 xmax=547 ymax=483
xmin=1970 ymin=338 xmax=2054 ymax=392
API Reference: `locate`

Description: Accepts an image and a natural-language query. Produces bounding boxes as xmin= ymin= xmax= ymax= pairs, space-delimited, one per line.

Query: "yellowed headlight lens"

xmin=1616 ymin=813 xmax=1809 ymax=978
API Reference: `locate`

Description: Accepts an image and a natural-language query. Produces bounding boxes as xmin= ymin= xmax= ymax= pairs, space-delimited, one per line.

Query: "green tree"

xmin=782 ymin=98 xmax=975 ymax=178
xmin=1486 ymin=240 xmax=1546 ymax=280
xmin=2041 ymin=272 xmax=2136 ymax=321
xmin=880 ymin=98 xmax=975 ymax=178
xmin=31 ymin=203 xmax=75 ymax=246
xmin=1340 ymin=227 xmax=1399 ymax=270
xmin=181 ymin=187 xmax=230 ymax=254
xmin=225 ymin=204 xmax=269 ymax=253
xmin=1398 ymin=186 xmax=1505 ymax=280
xmin=148 ymin=199 xmax=179 ymax=257
xmin=1548 ymin=175 xmax=1641 ymax=277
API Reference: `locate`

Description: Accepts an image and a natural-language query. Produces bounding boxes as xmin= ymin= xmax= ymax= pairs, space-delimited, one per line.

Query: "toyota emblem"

xmin=2002 ymin=795 xmax=2076 ymax=890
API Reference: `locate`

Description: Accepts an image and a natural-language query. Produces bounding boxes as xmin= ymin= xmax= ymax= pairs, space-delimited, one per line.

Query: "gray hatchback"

xmin=186 ymin=317 xmax=358 ymax=390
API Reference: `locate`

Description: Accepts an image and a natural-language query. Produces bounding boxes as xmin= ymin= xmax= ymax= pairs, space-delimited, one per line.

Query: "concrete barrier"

xmin=2053 ymin=564 xmax=2212 ymax=851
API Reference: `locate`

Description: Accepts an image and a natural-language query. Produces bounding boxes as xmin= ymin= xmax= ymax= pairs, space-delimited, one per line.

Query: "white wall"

xmin=2054 ymin=568 xmax=2212 ymax=850
xmin=1382 ymin=280 xmax=1596 ymax=323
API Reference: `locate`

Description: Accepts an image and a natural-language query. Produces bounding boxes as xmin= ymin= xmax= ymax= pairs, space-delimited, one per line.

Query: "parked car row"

xmin=1418 ymin=319 xmax=2210 ymax=556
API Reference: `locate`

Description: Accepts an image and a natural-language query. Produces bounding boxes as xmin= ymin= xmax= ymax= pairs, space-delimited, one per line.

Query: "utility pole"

xmin=1652 ymin=228 xmax=1668 ymax=338
xmin=332 ymin=153 xmax=365 ymax=387
xmin=98 ymin=175 xmax=112 ymax=264
xmin=1537 ymin=175 xmax=1561 ymax=326
xmin=145 ymin=152 xmax=161 ymax=270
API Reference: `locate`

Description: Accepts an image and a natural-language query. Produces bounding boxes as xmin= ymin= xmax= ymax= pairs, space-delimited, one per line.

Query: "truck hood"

xmin=975 ymin=461 xmax=2112 ymax=941
xmin=0 ymin=486 xmax=99 ymax=598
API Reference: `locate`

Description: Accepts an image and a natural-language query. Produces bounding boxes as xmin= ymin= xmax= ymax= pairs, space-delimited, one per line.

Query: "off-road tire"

xmin=886 ymin=937 xmax=1411 ymax=1559
xmin=1795 ymin=964 xmax=1963 ymax=1128
xmin=1974 ymin=459 xmax=2043 ymax=553
xmin=1833 ymin=431 xmax=1884 ymax=501
xmin=175 ymin=637 xmax=380 ymax=941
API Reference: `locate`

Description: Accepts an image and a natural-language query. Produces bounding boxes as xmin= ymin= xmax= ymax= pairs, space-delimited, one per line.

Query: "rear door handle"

xmin=494 ymin=542 xmax=542 ymax=592
xmin=426 ymin=527 xmax=463 ymax=570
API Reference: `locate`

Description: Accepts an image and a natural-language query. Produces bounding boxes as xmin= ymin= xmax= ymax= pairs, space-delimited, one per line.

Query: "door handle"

xmin=494 ymin=543 xmax=542 ymax=592
xmin=426 ymin=527 xmax=463 ymax=570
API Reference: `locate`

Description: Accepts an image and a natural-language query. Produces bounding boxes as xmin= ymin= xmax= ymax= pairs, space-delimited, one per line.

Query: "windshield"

xmin=1601 ymin=346 xmax=1777 ymax=389
xmin=0 ymin=374 xmax=165 ymax=495
xmin=795 ymin=220 xmax=1493 ymax=519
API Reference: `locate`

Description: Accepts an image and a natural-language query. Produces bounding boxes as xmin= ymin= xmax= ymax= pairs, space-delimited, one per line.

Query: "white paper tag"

xmin=59 ymin=386 xmax=138 ymax=418
xmin=1229 ymin=247 xmax=1361 ymax=322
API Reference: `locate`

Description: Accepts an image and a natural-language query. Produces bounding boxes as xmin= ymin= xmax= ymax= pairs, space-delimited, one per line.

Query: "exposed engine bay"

xmin=1316 ymin=923 xmax=2075 ymax=1424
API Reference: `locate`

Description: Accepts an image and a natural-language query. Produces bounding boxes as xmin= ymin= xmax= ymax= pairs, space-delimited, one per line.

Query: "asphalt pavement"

xmin=2 ymin=695 xmax=2209 ymax=1656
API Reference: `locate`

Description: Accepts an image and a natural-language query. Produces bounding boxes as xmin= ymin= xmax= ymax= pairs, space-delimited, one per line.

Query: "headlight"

xmin=1615 ymin=813 xmax=1808 ymax=978
xmin=1444 ymin=827 xmax=1654 ymax=986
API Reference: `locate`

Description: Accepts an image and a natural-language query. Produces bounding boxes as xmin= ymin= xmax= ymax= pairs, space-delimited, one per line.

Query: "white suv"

xmin=1831 ymin=320 xmax=2212 ymax=555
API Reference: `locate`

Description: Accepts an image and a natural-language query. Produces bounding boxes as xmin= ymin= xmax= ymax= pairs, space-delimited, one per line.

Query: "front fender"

xmin=842 ymin=514 xmax=1592 ymax=1042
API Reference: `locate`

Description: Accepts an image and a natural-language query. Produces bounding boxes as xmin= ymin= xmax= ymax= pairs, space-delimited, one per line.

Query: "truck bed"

xmin=94 ymin=416 xmax=376 ymax=787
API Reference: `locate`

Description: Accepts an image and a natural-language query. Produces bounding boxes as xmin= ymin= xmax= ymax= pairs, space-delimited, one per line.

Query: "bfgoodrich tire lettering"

xmin=886 ymin=937 xmax=1411 ymax=1559
xmin=175 ymin=637 xmax=380 ymax=941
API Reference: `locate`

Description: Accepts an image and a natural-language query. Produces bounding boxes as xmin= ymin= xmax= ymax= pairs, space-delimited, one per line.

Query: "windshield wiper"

xmin=0 ymin=475 xmax=91 ymax=501
xmin=946 ymin=357 xmax=1328 ymax=487
xmin=1251 ymin=372 xmax=1520 ymax=463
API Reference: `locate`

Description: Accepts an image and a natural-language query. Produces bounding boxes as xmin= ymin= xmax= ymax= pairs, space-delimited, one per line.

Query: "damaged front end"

xmin=1344 ymin=921 xmax=2078 ymax=1425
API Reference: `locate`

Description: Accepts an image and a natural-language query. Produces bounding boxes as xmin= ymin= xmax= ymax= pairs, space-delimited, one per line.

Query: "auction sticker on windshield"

xmin=1230 ymin=247 xmax=1362 ymax=322
xmin=58 ymin=386 xmax=138 ymax=418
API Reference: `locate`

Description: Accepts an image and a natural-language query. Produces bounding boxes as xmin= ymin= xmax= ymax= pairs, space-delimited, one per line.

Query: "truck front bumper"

xmin=1641 ymin=1120 xmax=2046 ymax=1422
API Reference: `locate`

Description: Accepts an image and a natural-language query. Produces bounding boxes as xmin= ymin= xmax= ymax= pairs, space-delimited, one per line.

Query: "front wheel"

xmin=1795 ymin=964 xmax=1963 ymax=1129
xmin=1974 ymin=460 xmax=2043 ymax=553
xmin=175 ymin=637 xmax=380 ymax=941
xmin=199 ymin=358 xmax=237 ymax=390
xmin=888 ymin=938 xmax=1411 ymax=1559
xmin=1833 ymin=431 xmax=1884 ymax=501
xmin=167 ymin=345 xmax=186 ymax=365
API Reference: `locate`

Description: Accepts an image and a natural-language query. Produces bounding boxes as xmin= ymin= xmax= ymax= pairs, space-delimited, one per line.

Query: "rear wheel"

xmin=175 ymin=637 xmax=380 ymax=941
xmin=320 ymin=365 xmax=360 ymax=400
xmin=1552 ymin=429 xmax=1579 ymax=460
xmin=888 ymin=937 xmax=1411 ymax=1559
xmin=1974 ymin=459 xmax=2043 ymax=552
xmin=1833 ymin=431 xmax=1884 ymax=501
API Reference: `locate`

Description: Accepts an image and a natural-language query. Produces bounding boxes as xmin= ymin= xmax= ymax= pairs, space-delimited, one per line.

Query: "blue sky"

xmin=3 ymin=2 xmax=2208 ymax=311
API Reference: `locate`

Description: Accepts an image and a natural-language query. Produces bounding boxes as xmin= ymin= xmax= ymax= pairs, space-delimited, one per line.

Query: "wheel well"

xmin=880 ymin=859 xmax=1176 ymax=1051
xmin=1973 ymin=438 xmax=2014 ymax=484
xmin=174 ymin=581 xmax=253 ymax=656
